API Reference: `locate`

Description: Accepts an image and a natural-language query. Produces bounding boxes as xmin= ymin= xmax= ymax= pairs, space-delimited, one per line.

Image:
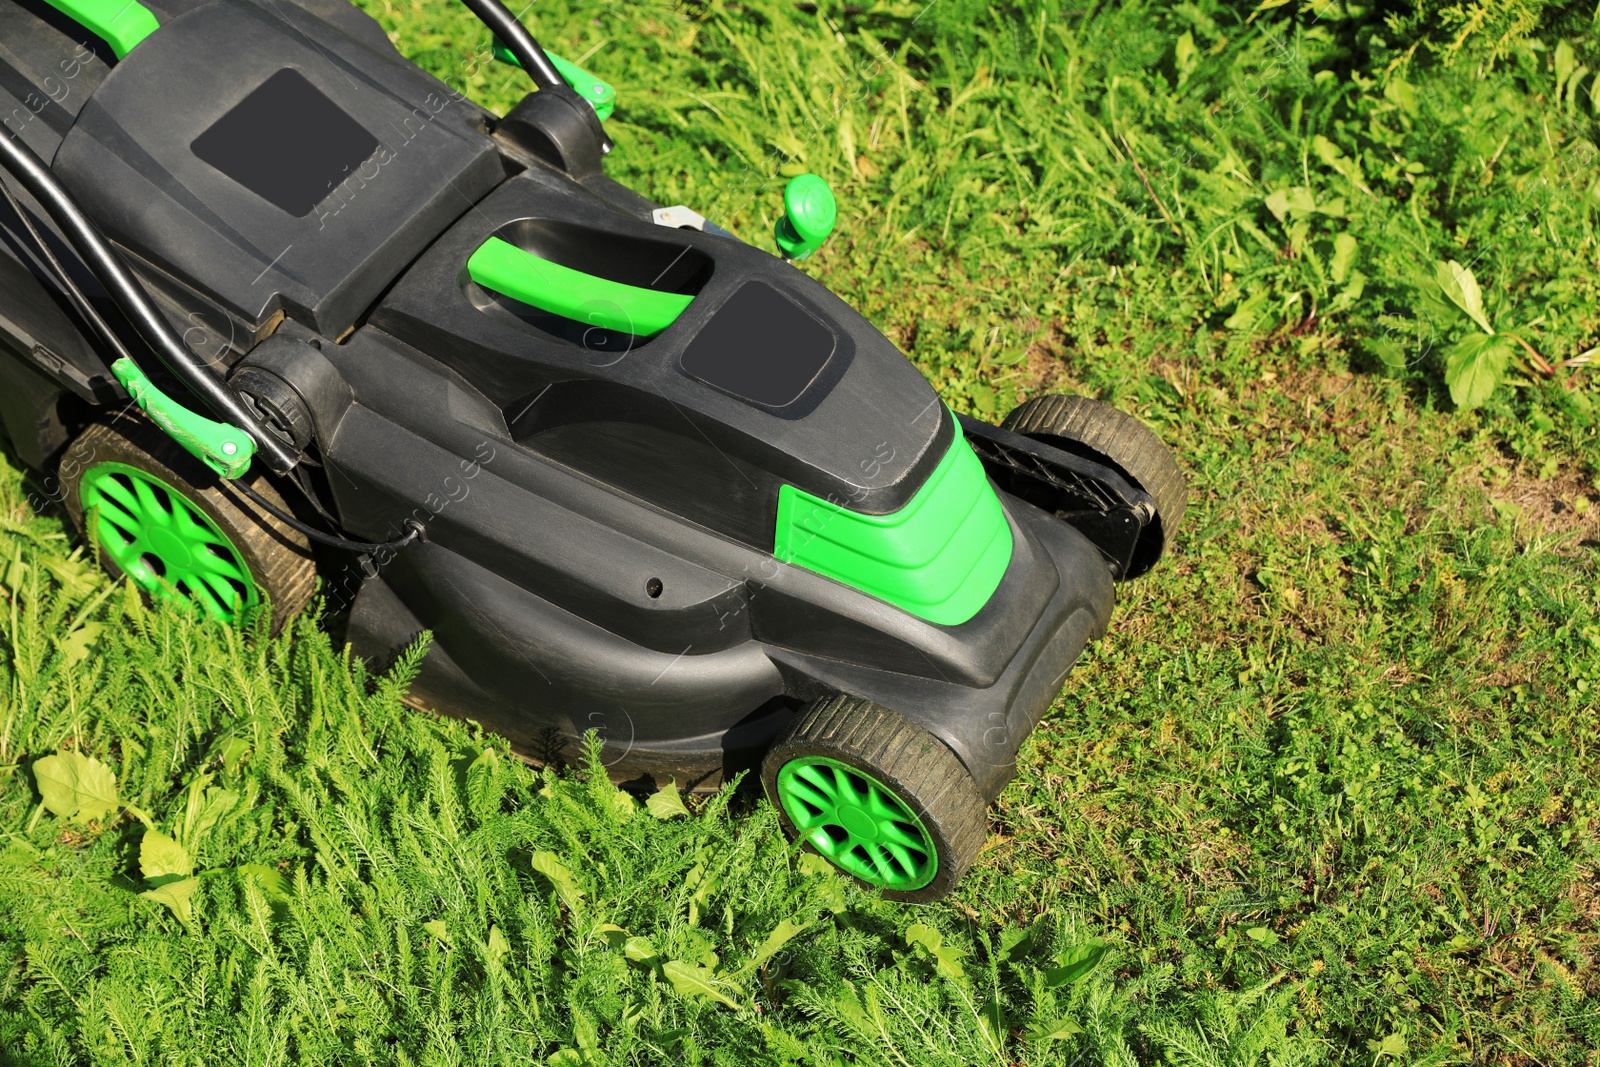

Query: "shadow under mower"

xmin=0 ymin=0 xmax=1185 ymax=901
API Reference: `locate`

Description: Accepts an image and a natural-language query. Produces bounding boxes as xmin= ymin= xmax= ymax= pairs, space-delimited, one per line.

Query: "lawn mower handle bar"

xmin=0 ymin=128 xmax=300 ymax=476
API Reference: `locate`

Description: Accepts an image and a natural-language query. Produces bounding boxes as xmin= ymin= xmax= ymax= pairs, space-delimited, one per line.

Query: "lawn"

xmin=2 ymin=0 xmax=1599 ymax=1063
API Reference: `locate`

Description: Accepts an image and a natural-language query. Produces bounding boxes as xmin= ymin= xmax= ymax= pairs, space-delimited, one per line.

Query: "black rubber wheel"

xmin=60 ymin=417 xmax=316 ymax=633
xmin=1002 ymin=393 xmax=1187 ymax=577
xmin=763 ymin=695 xmax=988 ymax=903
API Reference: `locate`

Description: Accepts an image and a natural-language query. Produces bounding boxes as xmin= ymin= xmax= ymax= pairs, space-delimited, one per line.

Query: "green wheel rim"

xmin=79 ymin=462 xmax=258 ymax=623
xmin=775 ymin=756 xmax=938 ymax=891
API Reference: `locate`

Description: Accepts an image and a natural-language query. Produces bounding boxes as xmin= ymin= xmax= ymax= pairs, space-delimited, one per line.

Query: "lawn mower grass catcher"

xmin=0 ymin=0 xmax=1185 ymax=901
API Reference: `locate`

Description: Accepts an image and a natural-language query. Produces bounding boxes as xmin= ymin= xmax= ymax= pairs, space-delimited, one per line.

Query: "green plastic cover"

xmin=775 ymin=427 xmax=1012 ymax=626
xmin=43 ymin=0 xmax=160 ymax=58
xmin=467 ymin=236 xmax=692 ymax=337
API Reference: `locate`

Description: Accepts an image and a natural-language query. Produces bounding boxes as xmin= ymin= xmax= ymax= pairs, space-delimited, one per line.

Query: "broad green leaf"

xmin=548 ymin=1049 xmax=584 ymax=1067
xmin=623 ymin=936 xmax=659 ymax=965
xmin=1263 ymin=186 xmax=1315 ymax=221
xmin=531 ymin=851 xmax=584 ymax=910
xmin=424 ymin=919 xmax=452 ymax=946
xmin=140 ymin=876 xmax=199 ymax=931
xmin=1365 ymin=335 xmax=1407 ymax=373
xmin=1368 ymin=1032 xmax=1408 ymax=1058
xmin=1330 ymin=233 xmax=1358 ymax=284
xmin=1245 ymin=926 xmax=1280 ymax=946
xmin=1042 ymin=942 xmax=1108 ymax=987
xmin=487 ymin=924 xmax=511 ymax=964
xmin=969 ymin=385 xmax=997 ymax=414
xmin=596 ymin=923 xmax=629 ymax=950
xmin=1026 ymin=1018 xmax=1083 ymax=1042
xmin=219 ymin=737 xmax=250 ymax=774
xmin=1556 ymin=40 xmax=1576 ymax=94
xmin=33 ymin=752 xmax=118 ymax=825
xmin=646 ymin=779 xmax=690 ymax=820
xmin=999 ymin=926 xmax=1034 ymax=962
xmin=60 ymin=622 xmax=102 ymax=666
xmin=662 ymin=960 xmax=742 ymax=1009
xmin=905 ymin=923 xmax=964 ymax=977
xmin=734 ymin=918 xmax=809 ymax=977
xmin=139 ymin=830 xmax=193 ymax=884
xmin=979 ymin=996 xmax=1006 ymax=1042
xmin=1435 ymin=260 xmax=1494 ymax=334
xmin=796 ymin=853 xmax=836 ymax=877
xmin=1385 ymin=77 xmax=1418 ymax=115
xmin=1444 ymin=333 xmax=1513 ymax=410
xmin=237 ymin=863 xmax=292 ymax=905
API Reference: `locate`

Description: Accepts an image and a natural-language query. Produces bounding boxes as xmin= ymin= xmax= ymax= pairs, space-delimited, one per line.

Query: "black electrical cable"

xmin=230 ymin=479 xmax=424 ymax=555
xmin=458 ymin=0 xmax=564 ymax=90
xmin=0 ymin=174 xmax=137 ymax=368
xmin=0 ymin=128 xmax=299 ymax=474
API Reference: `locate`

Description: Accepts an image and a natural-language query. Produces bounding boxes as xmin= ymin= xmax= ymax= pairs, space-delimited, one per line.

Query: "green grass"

xmin=3 ymin=0 xmax=1599 ymax=1063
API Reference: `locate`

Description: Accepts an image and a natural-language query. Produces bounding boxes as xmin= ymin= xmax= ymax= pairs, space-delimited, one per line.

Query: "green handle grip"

xmin=467 ymin=237 xmax=692 ymax=337
xmin=492 ymin=40 xmax=616 ymax=121
xmin=111 ymin=358 xmax=255 ymax=479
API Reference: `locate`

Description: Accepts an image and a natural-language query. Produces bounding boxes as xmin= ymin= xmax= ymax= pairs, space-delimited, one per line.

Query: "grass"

xmin=3 ymin=0 xmax=1599 ymax=1063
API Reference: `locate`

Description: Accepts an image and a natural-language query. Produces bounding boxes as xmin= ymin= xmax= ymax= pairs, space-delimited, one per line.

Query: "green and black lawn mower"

xmin=0 ymin=0 xmax=1185 ymax=901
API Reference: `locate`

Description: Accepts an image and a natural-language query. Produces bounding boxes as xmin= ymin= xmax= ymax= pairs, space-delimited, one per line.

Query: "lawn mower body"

xmin=0 ymin=0 xmax=1157 ymax=814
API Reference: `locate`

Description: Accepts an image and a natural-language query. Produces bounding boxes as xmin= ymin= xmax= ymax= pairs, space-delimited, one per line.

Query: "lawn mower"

xmin=0 ymin=0 xmax=1186 ymax=901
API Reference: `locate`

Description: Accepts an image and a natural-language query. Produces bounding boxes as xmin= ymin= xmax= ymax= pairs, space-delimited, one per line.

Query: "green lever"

xmin=774 ymin=174 xmax=837 ymax=261
xmin=492 ymin=39 xmax=616 ymax=122
xmin=468 ymin=237 xmax=693 ymax=337
xmin=111 ymin=359 xmax=255 ymax=479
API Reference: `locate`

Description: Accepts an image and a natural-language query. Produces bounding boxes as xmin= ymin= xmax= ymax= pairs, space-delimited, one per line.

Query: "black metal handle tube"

xmin=0 ymin=128 xmax=298 ymax=474
xmin=459 ymin=0 xmax=565 ymax=90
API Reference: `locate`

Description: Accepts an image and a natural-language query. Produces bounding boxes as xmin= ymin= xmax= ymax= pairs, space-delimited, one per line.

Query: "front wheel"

xmin=60 ymin=417 xmax=316 ymax=632
xmin=763 ymin=696 xmax=988 ymax=903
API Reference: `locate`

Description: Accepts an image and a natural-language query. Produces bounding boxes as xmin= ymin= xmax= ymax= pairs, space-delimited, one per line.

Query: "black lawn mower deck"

xmin=0 ymin=0 xmax=1186 ymax=900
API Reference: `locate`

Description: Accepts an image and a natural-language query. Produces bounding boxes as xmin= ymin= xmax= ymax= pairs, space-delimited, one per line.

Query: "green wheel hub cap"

xmin=80 ymin=462 xmax=258 ymax=623
xmin=775 ymin=757 xmax=938 ymax=890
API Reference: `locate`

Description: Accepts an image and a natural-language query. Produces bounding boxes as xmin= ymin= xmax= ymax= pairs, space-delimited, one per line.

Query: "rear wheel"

xmin=1002 ymin=394 xmax=1187 ymax=577
xmin=763 ymin=695 xmax=987 ymax=903
xmin=61 ymin=418 xmax=315 ymax=632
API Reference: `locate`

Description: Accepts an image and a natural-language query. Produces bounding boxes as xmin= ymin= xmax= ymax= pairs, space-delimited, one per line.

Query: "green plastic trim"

xmin=775 ymin=756 xmax=937 ymax=891
xmin=42 ymin=0 xmax=160 ymax=58
xmin=491 ymin=39 xmax=616 ymax=121
xmin=111 ymin=358 xmax=255 ymax=479
xmin=467 ymin=236 xmax=692 ymax=337
xmin=774 ymin=174 xmax=836 ymax=261
xmin=80 ymin=461 xmax=259 ymax=623
xmin=775 ymin=425 xmax=1012 ymax=626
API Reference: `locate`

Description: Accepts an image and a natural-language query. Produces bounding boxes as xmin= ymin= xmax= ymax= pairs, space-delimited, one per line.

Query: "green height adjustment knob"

xmin=491 ymin=39 xmax=616 ymax=122
xmin=775 ymin=174 xmax=836 ymax=261
xmin=111 ymin=358 xmax=255 ymax=479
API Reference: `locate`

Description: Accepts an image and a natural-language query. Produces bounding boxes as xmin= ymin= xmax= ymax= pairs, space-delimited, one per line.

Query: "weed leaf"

xmin=531 ymin=851 xmax=584 ymax=909
xmin=1435 ymin=260 xmax=1494 ymax=334
xmin=1043 ymin=942 xmax=1108 ymax=987
xmin=905 ymin=923 xmax=964 ymax=977
xmin=237 ymin=863 xmax=292 ymax=905
xmin=646 ymin=779 xmax=690 ymax=820
xmin=140 ymin=876 xmax=199 ymax=931
xmin=735 ymin=918 xmax=809 ymax=977
xmin=424 ymin=919 xmax=452 ymax=946
xmin=139 ymin=830 xmax=193 ymax=884
xmin=1330 ymin=234 xmax=1358 ymax=284
xmin=662 ymin=960 xmax=742 ymax=1009
xmin=33 ymin=752 xmax=118 ymax=825
xmin=1027 ymin=1017 xmax=1083 ymax=1042
xmin=1444 ymin=333 xmax=1513 ymax=410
